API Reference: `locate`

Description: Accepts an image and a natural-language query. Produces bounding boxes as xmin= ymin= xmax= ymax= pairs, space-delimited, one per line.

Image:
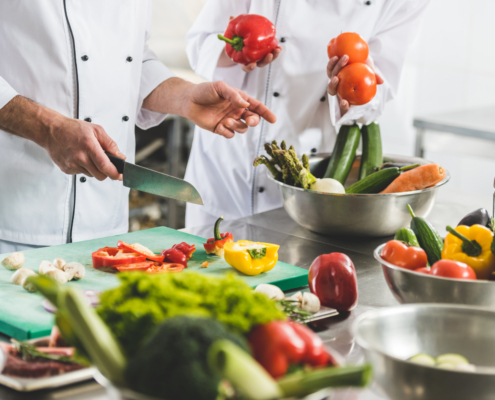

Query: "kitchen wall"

xmin=148 ymin=0 xmax=495 ymax=212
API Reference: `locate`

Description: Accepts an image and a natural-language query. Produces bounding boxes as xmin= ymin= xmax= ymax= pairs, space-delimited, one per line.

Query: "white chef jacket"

xmin=184 ymin=0 xmax=429 ymax=228
xmin=0 ymin=1 xmax=173 ymax=245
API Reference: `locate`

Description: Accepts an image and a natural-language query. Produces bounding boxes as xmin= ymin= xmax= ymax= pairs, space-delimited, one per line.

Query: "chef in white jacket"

xmin=184 ymin=0 xmax=429 ymax=228
xmin=0 ymin=1 xmax=275 ymax=253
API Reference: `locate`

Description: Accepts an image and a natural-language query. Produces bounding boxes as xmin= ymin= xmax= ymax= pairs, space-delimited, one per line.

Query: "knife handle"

xmin=105 ymin=151 xmax=125 ymax=174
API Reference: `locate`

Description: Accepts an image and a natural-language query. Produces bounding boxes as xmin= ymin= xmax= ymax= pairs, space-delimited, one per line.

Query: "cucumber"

xmin=324 ymin=124 xmax=361 ymax=185
xmin=395 ymin=227 xmax=420 ymax=247
xmin=345 ymin=164 xmax=418 ymax=194
xmin=407 ymin=204 xmax=444 ymax=265
xmin=359 ymin=122 xmax=383 ymax=180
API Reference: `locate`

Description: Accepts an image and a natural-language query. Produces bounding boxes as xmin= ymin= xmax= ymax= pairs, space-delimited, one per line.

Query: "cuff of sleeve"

xmin=195 ymin=34 xmax=226 ymax=81
xmin=0 ymin=78 xmax=18 ymax=110
xmin=136 ymin=60 xmax=176 ymax=130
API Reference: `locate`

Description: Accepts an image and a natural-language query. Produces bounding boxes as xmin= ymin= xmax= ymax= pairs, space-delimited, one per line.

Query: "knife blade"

xmin=105 ymin=152 xmax=203 ymax=205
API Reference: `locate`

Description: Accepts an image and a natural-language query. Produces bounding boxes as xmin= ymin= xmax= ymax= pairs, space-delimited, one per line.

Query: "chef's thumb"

xmin=94 ymin=126 xmax=126 ymax=160
xmin=214 ymin=81 xmax=250 ymax=109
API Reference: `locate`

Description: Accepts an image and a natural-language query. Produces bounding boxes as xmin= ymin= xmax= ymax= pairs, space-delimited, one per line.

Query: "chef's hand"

xmin=326 ymin=55 xmax=384 ymax=116
xmin=217 ymin=47 xmax=282 ymax=71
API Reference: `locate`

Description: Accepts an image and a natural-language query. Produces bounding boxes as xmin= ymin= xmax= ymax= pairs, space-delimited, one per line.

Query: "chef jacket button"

xmin=122 ymin=116 xmax=129 ymax=122
xmin=80 ymin=177 xmax=87 ymax=183
xmin=126 ymin=56 xmax=133 ymax=62
xmin=280 ymin=37 xmax=286 ymax=43
xmin=320 ymin=96 xmax=326 ymax=102
xmin=365 ymin=0 xmax=372 ymax=4
xmin=273 ymin=92 xmax=280 ymax=97
xmin=84 ymin=117 xmax=92 ymax=123
xmin=258 ymin=187 xmax=265 ymax=193
xmin=311 ymin=148 xmax=317 ymax=154
xmin=81 ymin=55 xmax=89 ymax=61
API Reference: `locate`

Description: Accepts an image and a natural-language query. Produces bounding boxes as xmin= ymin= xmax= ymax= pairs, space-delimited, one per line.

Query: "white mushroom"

xmin=285 ymin=291 xmax=303 ymax=305
xmin=39 ymin=260 xmax=57 ymax=275
xmin=11 ymin=268 xmax=36 ymax=285
xmin=1 ymin=252 xmax=25 ymax=270
xmin=44 ymin=269 xmax=69 ymax=285
xmin=52 ymin=258 xmax=66 ymax=270
xmin=22 ymin=275 xmax=38 ymax=293
xmin=63 ymin=262 xmax=85 ymax=281
xmin=254 ymin=284 xmax=285 ymax=300
xmin=301 ymin=292 xmax=321 ymax=314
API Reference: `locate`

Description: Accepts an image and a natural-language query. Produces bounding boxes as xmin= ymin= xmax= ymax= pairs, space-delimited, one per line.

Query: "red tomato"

xmin=161 ymin=248 xmax=187 ymax=268
xmin=337 ymin=63 xmax=377 ymax=106
xmin=308 ymin=253 xmax=358 ymax=312
xmin=327 ymin=32 xmax=369 ymax=64
xmin=117 ymin=241 xmax=164 ymax=262
xmin=430 ymin=260 xmax=477 ymax=280
xmin=381 ymin=240 xmax=428 ymax=271
xmin=415 ymin=267 xmax=431 ymax=275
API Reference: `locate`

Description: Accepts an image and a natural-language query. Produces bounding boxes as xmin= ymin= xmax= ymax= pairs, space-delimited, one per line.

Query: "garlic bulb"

xmin=1 ymin=252 xmax=25 ymax=270
xmin=11 ymin=268 xmax=36 ymax=285
xmin=285 ymin=291 xmax=303 ymax=305
xmin=254 ymin=284 xmax=285 ymax=300
xmin=301 ymin=292 xmax=321 ymax=313
xmin=64 ymin=262 xmax=85 ymax=280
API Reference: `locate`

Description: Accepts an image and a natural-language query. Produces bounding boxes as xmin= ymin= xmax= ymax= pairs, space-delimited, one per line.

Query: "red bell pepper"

xmin=161 ymin=248 xmax=188 ymax=268
xmin=172 ymin=242 xmax=196 ymax=260
xmin=117 ymin=241 xmax=164 ymax=262
xmin=203 ymin=216 xmax=234 ymax=257
xmin=218 ymin=14 xmax=278 ymax=65
xmin=114 ymin=262 xmax=184 ymax=274
xmin=248 ymin=321 xmax=334 ymax=379
xmin=92 ymin=247 xmax=146 ymax=269
xmin=114 ymin=261 xmax=154 ymax=272
xmin=381 ymin=240 xmax=428 ymax=271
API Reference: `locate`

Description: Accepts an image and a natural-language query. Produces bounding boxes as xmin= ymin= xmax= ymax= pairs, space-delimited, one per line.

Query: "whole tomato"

xmin=327 ymin=32 xmax=369 ymax=64
xmin=161 ymin=248 xmax=187 ymax=268
xmin=415 ymin=267 xmax=431 ymax=275
xmin=308 ymin=253 xmax=358 ymax=312
xmin=381 ymin=240 xmax=428 ymax=271
xmin=337 ymin=63 xmax=377 ymax=106
xmin=430 ymin=260 xmax=476 ymax=280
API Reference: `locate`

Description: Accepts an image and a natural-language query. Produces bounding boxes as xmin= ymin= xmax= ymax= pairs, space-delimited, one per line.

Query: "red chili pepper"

xmin=172 ymin=242 xmax=196 ymax=260
xmin=92 ymin=247 xmax=146 ymax=269
xmin=203 ymin=216 xmax=234 ymax=257
xmin=117 ymin=241 xmax=164 ymax=262
xmin=161 ymin=248 xmax=188 ymax=268
xmin=381 ymin=240 xmax=428 ymax=271
xmin=218 ymin=14 xmax=278 ymax=65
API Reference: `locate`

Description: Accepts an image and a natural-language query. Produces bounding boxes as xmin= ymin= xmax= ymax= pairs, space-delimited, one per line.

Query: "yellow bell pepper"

xmin=442 ymin=224 xmax=495 ymax=279
xmin=224 ymin=240 xmax=280 ymax=276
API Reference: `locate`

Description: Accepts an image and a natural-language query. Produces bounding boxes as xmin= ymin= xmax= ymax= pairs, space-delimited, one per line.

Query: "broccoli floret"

xmin=125 ymin=316 xmax=248 ymax=400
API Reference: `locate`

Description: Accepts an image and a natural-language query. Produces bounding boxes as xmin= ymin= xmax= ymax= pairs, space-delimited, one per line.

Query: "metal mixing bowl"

xmin=269 ymin=154 xmax=450 ymax=237
xmin=375 ymin=243 xmax=495 ymax=307
xmin=354 ymin=304 xmax=495 ymax=400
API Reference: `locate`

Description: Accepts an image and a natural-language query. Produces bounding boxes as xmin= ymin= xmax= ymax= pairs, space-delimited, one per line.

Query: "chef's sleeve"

xmin=329 ymin=0 xmax=430 ymax=127
xmin=136 ymin=0 xmax=176 ymax=130
xmin=186 ymin=0 xmax=250 ymax=87
xmin=0 ymin=77 xmax=18 ymax=111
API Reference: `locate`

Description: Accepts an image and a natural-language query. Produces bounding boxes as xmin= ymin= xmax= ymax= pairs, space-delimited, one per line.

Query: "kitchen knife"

xmin=105 ymin=152 xmax=203 ymax=205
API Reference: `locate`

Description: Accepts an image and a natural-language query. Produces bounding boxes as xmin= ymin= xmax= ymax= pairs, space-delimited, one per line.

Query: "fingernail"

xmin=343 ymin=55 xmax=349 ymax=62
xmin=331 ymin=56 xmax=338 ymax=62
xmin=332 ymin=77 xmax=339 ymax=84
xmin=117 ymin=151 xmax=125 ymax=158
xmin=227 ymin=120 xmax=234 ymax=127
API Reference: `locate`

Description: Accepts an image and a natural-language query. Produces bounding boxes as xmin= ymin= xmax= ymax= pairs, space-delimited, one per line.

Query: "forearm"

xmin=142 ymin=77 xmax=195 ymax=117
xmin=0 ymin=95 xmax=63 ymax=148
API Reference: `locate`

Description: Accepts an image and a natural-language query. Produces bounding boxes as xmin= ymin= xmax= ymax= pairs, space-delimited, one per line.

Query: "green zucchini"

xmin=395 ymin=227 xmax=420 ymax=247
xmin=345 ymin=164 xmax=419 ymax=194
xmin=323 ymin=124 xmax=361 ymax=185
xmin=359 ymin=122 xmax=383 ymax=180
xmin=407 ymin=204 xmax=443 ymax=265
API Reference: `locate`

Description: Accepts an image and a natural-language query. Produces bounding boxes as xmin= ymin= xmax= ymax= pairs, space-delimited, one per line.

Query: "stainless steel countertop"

xmin=0 ymin=200 xmax=475 ymax=400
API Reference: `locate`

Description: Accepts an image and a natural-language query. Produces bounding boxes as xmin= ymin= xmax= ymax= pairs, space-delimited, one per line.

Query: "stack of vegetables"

xmin=28 ymin=272 xmax=371 ymax=400
xmin=382 ymin=205 xmax=495 ymax=280
xmin=254 ymin=123 xmax=446 ymax=195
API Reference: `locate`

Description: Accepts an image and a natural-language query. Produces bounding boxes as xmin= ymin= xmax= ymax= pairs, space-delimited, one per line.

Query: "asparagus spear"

xmin=253 ymin=156 xmax=282 ymax=180
xmin=302 ymin=154 xmax=310 ymax=170
xmin=280 ymin=140 xmax=287 ymax=150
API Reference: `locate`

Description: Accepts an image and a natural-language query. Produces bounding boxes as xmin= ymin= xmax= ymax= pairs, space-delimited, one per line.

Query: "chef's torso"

xmin=0 ymin=1 xmax=156 ymax=245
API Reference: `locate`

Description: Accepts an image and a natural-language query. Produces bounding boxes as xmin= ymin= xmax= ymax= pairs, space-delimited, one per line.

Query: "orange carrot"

xmin=380 ymin=164 xmax=446 ymax=194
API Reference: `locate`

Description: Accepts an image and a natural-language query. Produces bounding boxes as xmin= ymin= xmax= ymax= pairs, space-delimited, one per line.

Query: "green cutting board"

xmin=0 ymin=227 xmax=308 ymax=340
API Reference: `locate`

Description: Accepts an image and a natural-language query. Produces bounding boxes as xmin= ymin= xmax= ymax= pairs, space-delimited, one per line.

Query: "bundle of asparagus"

xmin=253 ymin=140 xmax=316 ymax=189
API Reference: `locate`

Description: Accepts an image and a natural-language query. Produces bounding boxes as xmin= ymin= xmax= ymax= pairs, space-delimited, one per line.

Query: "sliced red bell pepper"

xmin=161 ymin=248 xmax=188 ymax=268
xmin=203 ymin=216 xmax=234 ymax=257
xmin=172 ymin=242 xmax=196 ymax=260
xmin=146 ymin=263 xmax=184 ymax=274
xmin=92 ymin=247 xmax=146 ymax=269
xmin=114 ymin=261 xmax=155 ymax=272
xmin=117 ymin=241 xmax=164 ymax=262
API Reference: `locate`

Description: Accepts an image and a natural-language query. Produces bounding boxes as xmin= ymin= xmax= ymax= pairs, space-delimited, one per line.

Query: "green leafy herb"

xmin=247 ymin=247 xmax=267 ymax=259
xmin=11 ymin=339 xmax=74 ymax=364
xmin=278 ymin=299 xmax=312 ymax=324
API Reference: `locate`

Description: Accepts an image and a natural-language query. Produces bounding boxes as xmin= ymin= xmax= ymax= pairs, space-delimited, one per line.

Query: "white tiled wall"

xmin=149 ymin=0 xmax=495 ymax=211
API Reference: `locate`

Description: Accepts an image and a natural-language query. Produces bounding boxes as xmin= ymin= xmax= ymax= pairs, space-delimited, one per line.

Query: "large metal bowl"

xmin=354 ymin=304 xmax=495 ymax=400
xmin=375 ymin=243 xmax=495 ymax=307
xmin=269 ymin=154 xmax=450 ymax=237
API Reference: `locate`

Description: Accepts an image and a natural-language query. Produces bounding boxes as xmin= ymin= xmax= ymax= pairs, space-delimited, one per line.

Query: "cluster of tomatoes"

xmin=327 ymin=32 xmax=379 ymax=106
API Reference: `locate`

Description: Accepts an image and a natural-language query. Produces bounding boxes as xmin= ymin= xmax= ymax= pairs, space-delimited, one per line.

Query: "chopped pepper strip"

xmin=203 ymin=216 xmax=233 ymax=257
xmin=172 ymin=242 xmax=196 ymax=260
xmin=224 ymin=240 xmax=279 ymax=276
xmin=114 ymin=262 xmax=154 ymax=272
xmin=92 ymin=247 xmax=146 ymax=269
xmin=442 ymin=224 xmax=495 ymax=279
xmin=117 ymin=241 xmax=164 ymax=262
xmin=114 ymin=262 xmax=184 ymax=274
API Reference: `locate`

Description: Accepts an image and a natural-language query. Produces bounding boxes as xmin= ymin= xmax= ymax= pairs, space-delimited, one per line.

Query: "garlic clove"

xmin=22 ymin=275 xmax=37 ymax=292
xmin=11 ymin=268 xmax=36 ymax=285
xmin=254 ymin=283 xmax=285 ymax=300
xmin=285 ymin=291 xmax=303 ymax=305
xmin=39 ymin=260 xmax=57 ymax=275
xmin=53 ymin=258 xmax=66 ymax=270
xmin=301 ymin=292 xmax=321 ymax=314
xmin=63 ymin=262 xmax=85 ymax=280
xmin=1 ymin=252 xmax=25 ymax=270
xmin=44 ymin=269 xmax=69 ymax=285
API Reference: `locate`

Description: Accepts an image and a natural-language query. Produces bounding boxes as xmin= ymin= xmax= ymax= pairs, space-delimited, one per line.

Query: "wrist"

xmin=35 ymin=106 xmax=66 ymax=149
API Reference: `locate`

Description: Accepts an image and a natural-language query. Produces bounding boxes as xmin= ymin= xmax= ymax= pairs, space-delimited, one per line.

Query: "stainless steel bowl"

xmin=269 ymin=154 xmax=450 ymax=237
xmin=354 ymin=304 xmax=495 ymax=400
xmin=375 ymin=243 xmax=495 ymax=307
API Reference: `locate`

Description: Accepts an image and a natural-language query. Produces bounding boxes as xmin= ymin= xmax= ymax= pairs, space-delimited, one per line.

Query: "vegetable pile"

xmin=409 ymin=353 xmax=475 ymax=372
